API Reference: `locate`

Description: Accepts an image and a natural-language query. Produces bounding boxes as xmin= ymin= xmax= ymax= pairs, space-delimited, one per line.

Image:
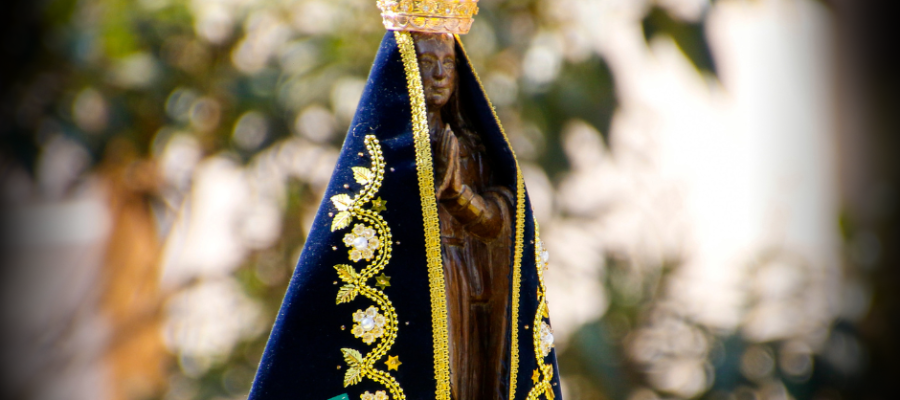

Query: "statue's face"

xmin=413 ymin=33 xmax=457 ymax=110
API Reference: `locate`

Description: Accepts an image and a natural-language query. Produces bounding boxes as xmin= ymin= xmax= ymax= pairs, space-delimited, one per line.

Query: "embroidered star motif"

xmin=371 ymin=197 xmax=387 ymax=213
xmin=532 ymin=368 xmax=540 ymax=384
xmin=375 ymin=274 xmax=391 ymax=289
xmin=386 ymin=355 xmax=402 ymax=371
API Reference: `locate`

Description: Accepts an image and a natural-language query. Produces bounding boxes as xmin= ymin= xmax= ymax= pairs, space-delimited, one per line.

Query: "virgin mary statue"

xmin=248 ymin=2 xmax=562 ymax=399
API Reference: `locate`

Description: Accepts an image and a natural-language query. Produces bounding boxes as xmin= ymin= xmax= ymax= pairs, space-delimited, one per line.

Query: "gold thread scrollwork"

xmin=330 ymin=136 xmax=405 ymax=399
xmin=526 ymin=221 xmax=556 ymax=399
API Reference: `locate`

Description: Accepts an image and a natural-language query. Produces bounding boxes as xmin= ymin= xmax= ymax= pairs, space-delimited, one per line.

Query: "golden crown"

xmin=376 ymin=0 xmax=479 ymax=35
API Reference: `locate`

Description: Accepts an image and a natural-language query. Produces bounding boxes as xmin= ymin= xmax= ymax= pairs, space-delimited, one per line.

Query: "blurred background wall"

xmin=1 ymin=0 xmax=898 ymax=399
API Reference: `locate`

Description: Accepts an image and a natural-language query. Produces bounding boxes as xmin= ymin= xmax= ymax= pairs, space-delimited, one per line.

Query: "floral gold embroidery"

xmin=344 ymin=224 xmax=382 ymax=262
xmin=330 ymin=135 xmax=405 ymax=399
xmin=537 ymin=239 xmax=550 ymax=274
xmin=352 ymin=306 xmax=387 ymax=345
xmin=527 ymin=223 xmax=556 ymax=400
xmin=361 ymin=391 xmax=389 ymax=400
xmin=539 ymin=321 xmax=554 ymax=358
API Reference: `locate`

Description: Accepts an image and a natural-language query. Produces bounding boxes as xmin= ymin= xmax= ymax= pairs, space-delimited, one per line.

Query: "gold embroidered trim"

xmin=526 ymin=221 xmax=555 ymax=400
xmin=511 ymin=156 xmax=526 ymax=397
xmin=330 ymin=136 xmax=406 ymax=399
xmin=395 ymin=30 xmax=452 ymax=400
xmin=454 ymin=34 xmax=526 ymax=400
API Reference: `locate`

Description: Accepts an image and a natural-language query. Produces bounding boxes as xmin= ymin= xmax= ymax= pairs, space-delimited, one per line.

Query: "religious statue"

xmin=414 ymin=31 xmax=514 ymax=399
xmin=248 ymin=2 xmax=562 ymax=400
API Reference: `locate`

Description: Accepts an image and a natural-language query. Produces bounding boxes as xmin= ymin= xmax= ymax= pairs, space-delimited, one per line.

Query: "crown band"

xmin=377 ymin=0 xmax=479 ymax=35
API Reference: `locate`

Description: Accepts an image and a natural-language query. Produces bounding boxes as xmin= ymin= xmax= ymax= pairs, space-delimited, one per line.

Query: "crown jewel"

xmin=377 ymin=0 xmax=479 ymax=35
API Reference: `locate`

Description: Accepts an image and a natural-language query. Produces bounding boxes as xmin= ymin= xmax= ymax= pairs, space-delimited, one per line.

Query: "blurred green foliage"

xmin=3 ymin=1 xmax=874 ymax=400
xmin=642 ymin=6 xmax=717 ymax=77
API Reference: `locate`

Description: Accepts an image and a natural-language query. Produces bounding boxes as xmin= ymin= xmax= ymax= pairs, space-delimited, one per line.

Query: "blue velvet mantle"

xmin=248 ymin=32 xmax=563 ymax=400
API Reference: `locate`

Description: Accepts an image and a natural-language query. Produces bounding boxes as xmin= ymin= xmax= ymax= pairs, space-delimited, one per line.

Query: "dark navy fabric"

xmin=248 ymin=32 xmax=562 ymax=400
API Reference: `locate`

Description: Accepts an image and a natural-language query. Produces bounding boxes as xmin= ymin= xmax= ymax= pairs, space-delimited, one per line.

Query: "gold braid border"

xmin=454 ymin=34 xmax=526 ymax=400
xmin=395 ymin=31 xmax=452 ymax=400
xmin=331 ymin=136 xmax=406 ymax=399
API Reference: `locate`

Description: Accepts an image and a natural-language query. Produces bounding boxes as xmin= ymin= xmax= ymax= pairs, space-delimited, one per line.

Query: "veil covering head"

xmin=248 ymin=8 xmax=563 ymax=400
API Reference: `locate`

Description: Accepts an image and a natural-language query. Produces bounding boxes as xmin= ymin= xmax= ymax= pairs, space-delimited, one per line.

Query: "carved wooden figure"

xmin=413 ymin=32 xmax=515 ymax=400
